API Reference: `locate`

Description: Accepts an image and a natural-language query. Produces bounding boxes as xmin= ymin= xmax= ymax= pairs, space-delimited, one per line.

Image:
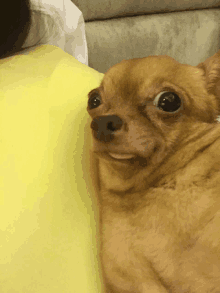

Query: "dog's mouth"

xmin=108 ymin=152 xmax=136 ymax=160
xmin=100 ymin=151 xmax=148 ymax=167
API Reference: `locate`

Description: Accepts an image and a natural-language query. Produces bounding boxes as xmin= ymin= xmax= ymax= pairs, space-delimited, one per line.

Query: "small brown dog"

xmin=87 ymin=51 xmax=220 ymax=293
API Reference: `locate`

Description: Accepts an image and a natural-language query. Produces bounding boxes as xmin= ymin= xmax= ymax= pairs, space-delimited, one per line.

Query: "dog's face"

xmin=87 ymin=55 xmax=219 ymax=187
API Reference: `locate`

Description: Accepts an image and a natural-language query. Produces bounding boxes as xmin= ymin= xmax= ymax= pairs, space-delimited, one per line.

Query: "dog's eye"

xmin=88 ymin=92 xmax=102 ymax=110
xmin=153 ymin=91 xmax=181 ymax=113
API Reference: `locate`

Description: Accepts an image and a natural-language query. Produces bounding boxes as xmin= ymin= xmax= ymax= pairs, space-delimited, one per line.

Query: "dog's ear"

xmin=197 ymin=50 xmax=220 ymax=113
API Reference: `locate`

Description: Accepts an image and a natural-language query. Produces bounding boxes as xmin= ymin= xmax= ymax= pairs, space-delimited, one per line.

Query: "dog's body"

xmin=87 ymin=51 xmax=220 ymax=292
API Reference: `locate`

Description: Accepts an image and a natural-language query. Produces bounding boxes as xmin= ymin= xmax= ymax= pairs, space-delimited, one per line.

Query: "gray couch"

xmin=73 ymin=0 xmax=220 ymax=73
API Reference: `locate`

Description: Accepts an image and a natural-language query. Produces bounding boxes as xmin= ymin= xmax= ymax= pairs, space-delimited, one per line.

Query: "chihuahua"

xmin=87 ymin=50 xmax=220 ymax=293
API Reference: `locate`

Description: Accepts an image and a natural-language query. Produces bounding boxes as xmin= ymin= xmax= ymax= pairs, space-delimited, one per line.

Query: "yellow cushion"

xmin=0 ymin=45 xmax=104 ymax=292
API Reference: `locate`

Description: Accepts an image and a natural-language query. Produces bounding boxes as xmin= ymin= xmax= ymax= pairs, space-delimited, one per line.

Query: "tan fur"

xmin=87 ymin=51 xmax=220 ymax=292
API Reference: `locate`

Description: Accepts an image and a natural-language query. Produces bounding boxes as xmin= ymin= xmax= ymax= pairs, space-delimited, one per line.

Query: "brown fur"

xmin=87 ymin=51 xmax=220 ymax=292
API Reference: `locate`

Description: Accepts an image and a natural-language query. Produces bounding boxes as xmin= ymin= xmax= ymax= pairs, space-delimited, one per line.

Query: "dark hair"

xmin=0 ymin=0 xmax=54 ymax=59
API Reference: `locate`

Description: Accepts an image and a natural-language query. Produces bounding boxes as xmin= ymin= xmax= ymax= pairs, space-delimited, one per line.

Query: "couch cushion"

xmin=73 ymin=0 xmax=220 ymax=21
xmin=85 ymin=9 xmax=220 ymax=73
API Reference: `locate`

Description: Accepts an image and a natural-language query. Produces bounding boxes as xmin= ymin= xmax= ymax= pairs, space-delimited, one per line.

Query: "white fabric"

xmin=23 ymin=0 xmax=88 ymax=65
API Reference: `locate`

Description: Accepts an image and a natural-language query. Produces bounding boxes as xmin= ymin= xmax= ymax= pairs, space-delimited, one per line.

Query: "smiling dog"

xmin=87 ymin=51 xmax=220 ymax=293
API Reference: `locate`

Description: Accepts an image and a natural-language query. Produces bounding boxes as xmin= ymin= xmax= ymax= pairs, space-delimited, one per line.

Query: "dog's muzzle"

xmin=90 ymin=115 xmax=123 ymax=142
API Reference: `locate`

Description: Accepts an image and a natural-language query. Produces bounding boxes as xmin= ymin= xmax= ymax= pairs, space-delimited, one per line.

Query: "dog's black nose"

xmin=90 ymin=115 xmax=123 ymax=142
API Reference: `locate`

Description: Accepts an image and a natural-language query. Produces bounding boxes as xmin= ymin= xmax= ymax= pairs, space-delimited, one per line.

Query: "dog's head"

xmin=87 ymin=53 xmax=220 ymax=188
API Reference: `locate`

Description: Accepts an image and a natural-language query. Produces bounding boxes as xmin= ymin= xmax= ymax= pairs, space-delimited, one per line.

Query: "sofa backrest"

xmin=73 ymin=0 xmax=220 ymax=73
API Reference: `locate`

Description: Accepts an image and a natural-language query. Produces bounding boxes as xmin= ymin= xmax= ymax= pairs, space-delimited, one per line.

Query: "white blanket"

xmin=23 ymin=0 xmax=88 ymax=65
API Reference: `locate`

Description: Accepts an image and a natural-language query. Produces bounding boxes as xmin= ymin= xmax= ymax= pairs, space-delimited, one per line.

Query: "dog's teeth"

xmin=109 ymin=153 xmax=135 ymax=159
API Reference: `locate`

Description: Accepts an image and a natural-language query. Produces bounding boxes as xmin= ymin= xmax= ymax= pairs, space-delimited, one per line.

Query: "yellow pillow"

xmin=0 ymin=45 xmax=104 ymax=292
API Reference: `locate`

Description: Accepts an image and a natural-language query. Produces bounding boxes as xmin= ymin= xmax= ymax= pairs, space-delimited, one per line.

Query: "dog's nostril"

xmin=107 ymin=121 xmax=118 ymax=131
xmin=91 ymin=119 xmax=99 ymax=131
xmin=107 ymin=116 xmax=123 ymax=132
